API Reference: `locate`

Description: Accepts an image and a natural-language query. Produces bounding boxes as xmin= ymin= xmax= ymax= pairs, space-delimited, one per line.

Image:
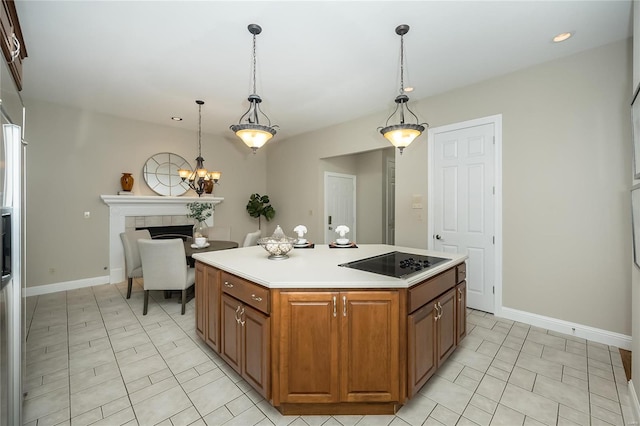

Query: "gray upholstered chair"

xmin=242 ymin=230 xmax=262 ymax=247
xmin=120 ymin=229 xmax=152 ymax=299
xmin=207 ymin=226 xmax=231 ymax=241
xmin=138 ymin=238 xmax=195 ymax=315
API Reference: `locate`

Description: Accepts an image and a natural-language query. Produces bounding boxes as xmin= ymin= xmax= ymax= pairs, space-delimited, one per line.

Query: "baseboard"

xmin=629 ymin=380 xmax=640 ymax=425
xmin=26 ymin=275 xmax=111 ymax=297
xmin=498 ymin=307 xmax=632 ymax=350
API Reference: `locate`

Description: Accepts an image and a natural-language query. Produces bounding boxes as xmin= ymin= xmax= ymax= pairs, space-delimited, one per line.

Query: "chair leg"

xmin=127 ymin=277 xmax=133 ymax=299
xmin=181 ymin=290 xmax=187 ymax=315
xmin=143 ymin=290 xmax=149 ymax=315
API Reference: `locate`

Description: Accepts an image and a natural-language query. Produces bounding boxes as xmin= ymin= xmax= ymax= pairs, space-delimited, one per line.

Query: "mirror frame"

xmin=143 ymin=152 xmax=192 ymax=196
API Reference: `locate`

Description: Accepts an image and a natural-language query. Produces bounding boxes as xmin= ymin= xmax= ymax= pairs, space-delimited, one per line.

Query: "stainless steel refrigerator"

xmin=0 ymin=104 xmax=24 ymax=426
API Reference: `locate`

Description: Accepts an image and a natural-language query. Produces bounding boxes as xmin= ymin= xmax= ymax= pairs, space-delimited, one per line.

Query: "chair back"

xmin=120 ymin=229 xmax=151 ymax=278
xmin=208 ymin=226 xmax=231 ymax=241
xmin=138 ymin=239 xmax=190 ymax=291
xmin=242 ymin=230 xmax=262 ymax=247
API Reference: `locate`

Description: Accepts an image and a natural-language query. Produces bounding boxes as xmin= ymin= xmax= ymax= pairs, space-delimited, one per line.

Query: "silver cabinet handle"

xmin=239 ymin=307 xmax=245 ymax=326
xmin=343 ymin=296 xmax=347 ymax=317
xmin=437 ymin=302 xmax=443 ymax=319
xmin=458 ymin=288 xmax=462 ymax=302
xmin=251 ymin=294 xmax=262 ymax=302
xmin=224 ymin=281 xmax=233 ymax=288
xmin=10 ymin=33 xmax=19 ymax=63
xmin=235 ymin=305 xmax=241 ymax=323
xmin=333 ymin=296 xmax=337 ymax=317
xmin=434 ymin=303 xmax=439 ymax=322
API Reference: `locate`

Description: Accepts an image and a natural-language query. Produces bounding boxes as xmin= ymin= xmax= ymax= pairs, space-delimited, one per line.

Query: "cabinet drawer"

xmin=221 ymin=271 xmax=270 ymax=314
xmin=456 ymin=263 xmax=466 ymax=284
xmin=408 ymin=269 xmax=455 ymax=314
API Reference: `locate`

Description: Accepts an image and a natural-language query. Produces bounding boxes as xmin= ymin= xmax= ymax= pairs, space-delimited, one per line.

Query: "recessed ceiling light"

xmin=553 ymin=32 xmax=573 ymax=43
xmin=171 ymin=116 xmax=183 ymax=121
xmin=404 ymin=87 xmax=414 ymax=92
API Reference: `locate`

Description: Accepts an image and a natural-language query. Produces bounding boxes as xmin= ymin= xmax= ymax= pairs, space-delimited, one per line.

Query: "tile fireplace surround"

xmin=100 ymin=195 xmax=223 ymax=284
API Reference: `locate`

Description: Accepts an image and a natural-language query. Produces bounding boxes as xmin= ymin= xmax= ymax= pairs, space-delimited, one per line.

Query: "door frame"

xmin=324 ymin=172 xmax=357 ymax=244
xmin=427 ymin=114 xmax=503 ymax=315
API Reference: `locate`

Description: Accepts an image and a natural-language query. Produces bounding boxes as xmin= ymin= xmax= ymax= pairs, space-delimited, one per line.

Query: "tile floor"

xmin=23 ymin=279 xmax=637 ymax=426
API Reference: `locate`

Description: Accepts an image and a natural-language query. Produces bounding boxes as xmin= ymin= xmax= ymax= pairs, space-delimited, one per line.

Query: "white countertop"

xmin=192 ymin=244 xmax=467 ymax=289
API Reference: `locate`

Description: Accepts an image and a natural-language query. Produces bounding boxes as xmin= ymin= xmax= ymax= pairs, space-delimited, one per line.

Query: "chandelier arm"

xmin=255 ymin=103 xmax=272 ymax=127
xmin=404 ymin=102 xmax=421 ymax=124
xmin=383 ymin=102 xmax=402 ymax=127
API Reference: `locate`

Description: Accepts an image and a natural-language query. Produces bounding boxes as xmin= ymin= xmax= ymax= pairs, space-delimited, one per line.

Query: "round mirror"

xmin=143 ymin=152 xmax=192 ymax=196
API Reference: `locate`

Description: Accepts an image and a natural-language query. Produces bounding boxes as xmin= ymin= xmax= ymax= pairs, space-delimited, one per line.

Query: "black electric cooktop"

xmin=338 ymin=251 xmax=450 ymax=279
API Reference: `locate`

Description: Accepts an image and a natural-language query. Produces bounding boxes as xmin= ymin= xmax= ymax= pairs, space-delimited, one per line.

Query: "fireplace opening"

xmin=136 ymin=225 xmax=193 ymax=241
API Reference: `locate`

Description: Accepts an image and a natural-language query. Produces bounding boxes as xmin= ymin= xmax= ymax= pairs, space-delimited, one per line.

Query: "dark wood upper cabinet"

xmin=0 ymin=0 xmax=26 ymax=91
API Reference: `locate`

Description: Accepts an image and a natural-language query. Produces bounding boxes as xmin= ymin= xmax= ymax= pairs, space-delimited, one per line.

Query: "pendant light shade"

xmin=379 ymin=25 xmax=427 ymax=155
xmin=230 ymin=24 xmax=278 ymax=153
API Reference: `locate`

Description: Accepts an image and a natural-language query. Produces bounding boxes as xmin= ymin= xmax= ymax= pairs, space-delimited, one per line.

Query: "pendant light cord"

xmin=399 ymin=34 xmax=405 ymax=94
xmin=198 ymin=102 xmax=202 ymax=156
xmin=252 ymin=32 xmax=257 ymax=95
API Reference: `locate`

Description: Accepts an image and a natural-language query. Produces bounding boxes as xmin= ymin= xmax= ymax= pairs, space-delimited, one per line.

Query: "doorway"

xmin=324 ymin=172 xmax=356 ymax=244
xmin=428 ymin=115 xmax=503 ymax=314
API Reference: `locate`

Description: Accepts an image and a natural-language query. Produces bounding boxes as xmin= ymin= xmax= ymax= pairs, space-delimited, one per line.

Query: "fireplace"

xmin=136 ymin=224 xmax=193 ymax=240
xmin=101 ymin=195 xmax=224 ymax=283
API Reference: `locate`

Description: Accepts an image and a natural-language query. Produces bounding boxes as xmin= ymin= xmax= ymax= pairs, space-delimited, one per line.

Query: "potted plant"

xmin=187 ymin=202 xmax=213 ymax=239
xmin=246 ymin=193 xmax=275 ymax=230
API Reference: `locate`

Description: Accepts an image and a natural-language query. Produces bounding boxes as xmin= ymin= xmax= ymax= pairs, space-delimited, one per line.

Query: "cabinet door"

xmin=195 ymin=262 xmax=206 ymax=339
xmin=437 ymin=289 xmax=456 ymax=366
xmin=456 ymin=282 xmax=467 ymax=344
xmin=278 ymin=292 xmax=339 ymax=403
xmin=205 ymin=267 xmax=220 ymax=352
xmin=407 ymin=302 xmax=437 ymax=397
xmin=340 ymin=291 xmax=400 ymax=403
xmin=220 ymin=294 xmax=242 ymax=374
xmin=241 ymin=304 xmax=270 ymax=399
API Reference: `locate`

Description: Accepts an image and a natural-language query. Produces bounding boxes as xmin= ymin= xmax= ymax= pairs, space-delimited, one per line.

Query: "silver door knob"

xmin=328 ymin=226 xmax=333 ymax=230
xmin=435 ymin=234 xmax=443 ymax=240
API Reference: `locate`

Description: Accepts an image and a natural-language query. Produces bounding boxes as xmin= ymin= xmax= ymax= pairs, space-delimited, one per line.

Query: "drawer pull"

xmin=434 ymin=303 xmax=439 ymax=322
xmin=224 ymin=281 xmax=234 ymax=288
xmin=458 ymin=288 xmax=462 ymax=302
xmin=343 ymin=296 xmax=347 ymax=317
xmin=239 ymin=307 xmax=245 ymax=326
xmin=437 ymin=302 xmax=443 ymax=319
xmin=235 ymin=305 xmax=241 ymax=323
xmin=251 ymin=294 xmax=263 ymax=302
xmin=333 ymin=296 xmax=337 ymax=317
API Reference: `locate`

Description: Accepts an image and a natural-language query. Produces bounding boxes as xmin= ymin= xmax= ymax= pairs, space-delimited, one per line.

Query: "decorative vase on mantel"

xmin=120 ymin=173 xmax=134 ymax=191
xmin=193 ymin=220 xmax=208 ymax=241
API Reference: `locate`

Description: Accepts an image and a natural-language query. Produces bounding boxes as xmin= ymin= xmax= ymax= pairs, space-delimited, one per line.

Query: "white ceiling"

xmin=15 ymin=1 xmax=633 ymax=141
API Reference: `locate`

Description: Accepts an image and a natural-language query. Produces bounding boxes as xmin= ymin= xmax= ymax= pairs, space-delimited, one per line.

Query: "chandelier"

xmin=178 ymin=100 xmax=221 ymax=197
xmin=379 ymin=24 xmax=427 ymax=155
xmin=230 ymin=24 xmax=278 ymax=154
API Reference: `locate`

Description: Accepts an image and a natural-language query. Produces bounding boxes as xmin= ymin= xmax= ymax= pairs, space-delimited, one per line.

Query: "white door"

xmin=431 ymin=123 xmax=496 ymax=313
xmin=324 ymin=172 xmax=356 ymax=244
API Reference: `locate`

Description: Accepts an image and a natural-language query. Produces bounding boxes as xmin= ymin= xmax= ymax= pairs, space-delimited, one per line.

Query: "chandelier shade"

xmin=177 ymin=100 xmax=221 ymax=197
xmin=230 ymin=24 xmax=278 ymax=154
xmin=378 ymin=24 xmax=427 ymax=155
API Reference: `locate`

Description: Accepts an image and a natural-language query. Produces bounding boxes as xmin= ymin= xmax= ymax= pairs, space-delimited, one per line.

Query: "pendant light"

xmin=178 ymin=100 xmax=221 ymax=197
xmin=379 ymin=24 xmax=427 ymax=155
xmin=230 ymin=24 xmax=278 ymax=154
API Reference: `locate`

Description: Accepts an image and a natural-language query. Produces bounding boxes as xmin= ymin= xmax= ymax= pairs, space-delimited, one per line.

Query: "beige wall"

xmin=267 ymin=39 xmax=632 ymax=335
xmin=632 ymin=0 xmax=640 ymax=400
xmin=25 ymin=99 xmax=267 ymax=287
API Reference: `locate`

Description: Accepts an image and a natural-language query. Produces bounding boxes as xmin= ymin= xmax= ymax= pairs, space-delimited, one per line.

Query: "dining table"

xmin=184 ymin=240 xmax=239 ymax=266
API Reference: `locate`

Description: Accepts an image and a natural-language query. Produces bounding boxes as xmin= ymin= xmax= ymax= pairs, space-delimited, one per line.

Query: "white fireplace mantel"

xmin=101 ymin=195 xmax=224 ymax=283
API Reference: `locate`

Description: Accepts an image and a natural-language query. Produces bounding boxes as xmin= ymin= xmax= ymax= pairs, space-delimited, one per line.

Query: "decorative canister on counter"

xmin=120 ymin=173 xmax=134 ymax=191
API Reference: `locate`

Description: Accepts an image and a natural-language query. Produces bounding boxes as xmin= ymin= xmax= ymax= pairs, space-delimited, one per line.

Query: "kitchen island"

xmin=193 ymin=244 xmax=467 ymax=415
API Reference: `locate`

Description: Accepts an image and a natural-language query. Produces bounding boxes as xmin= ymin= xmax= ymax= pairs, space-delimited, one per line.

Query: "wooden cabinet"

xmin=195 ymin=263 xmax=222 ymax=352
xmin=407 ymin=263 xmax=466 ymax=398
xmin=220 ymin=274 xmax=271 ymax=399
xmin=456 ymin=281 xmax=467 ymax=344
xmin=277 ymin=291 xmax=400 ymax=405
